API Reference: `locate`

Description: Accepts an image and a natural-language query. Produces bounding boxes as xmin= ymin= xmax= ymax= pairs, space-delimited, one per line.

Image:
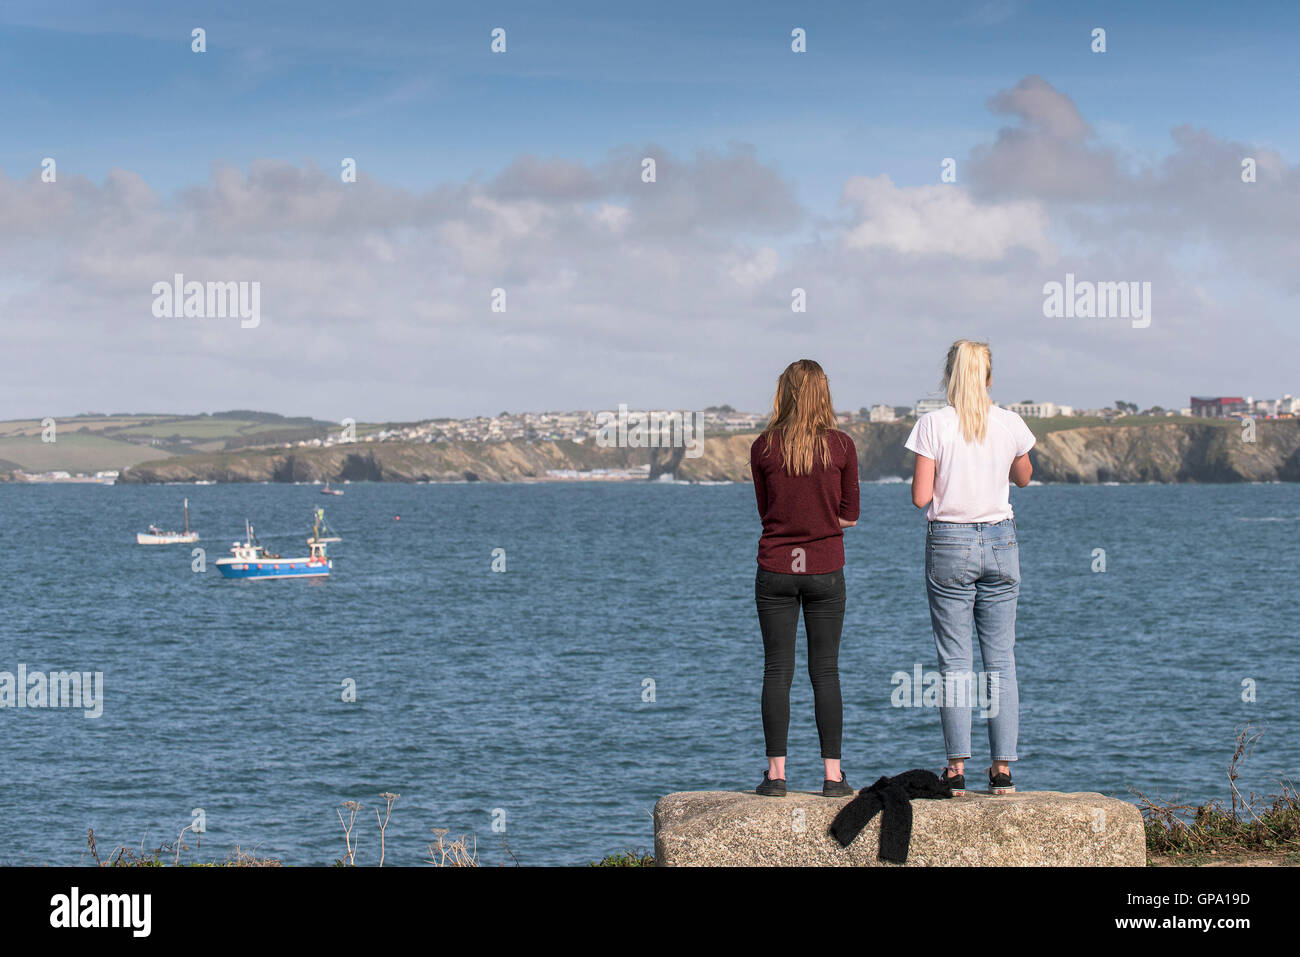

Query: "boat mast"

xmin=184 ymin=498 xmax=190 ymax=535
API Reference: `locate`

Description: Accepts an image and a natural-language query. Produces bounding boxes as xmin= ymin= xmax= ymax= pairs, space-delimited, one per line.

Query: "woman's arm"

xmin=838 ymin=434 xmax=860 ymax=527
xmin=911 ymin=453 xmax=935 ymax=509
xmin=751 ymin=441 xmax=768 ymax=515
xmin=1009 ymin=452 xmax=1033 ymax=488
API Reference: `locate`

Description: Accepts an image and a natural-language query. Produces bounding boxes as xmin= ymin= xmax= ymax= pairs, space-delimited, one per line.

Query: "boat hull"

xmin=137 ymin=533 xmax=200 ymax=545
xmin=215 ymin=557 xmax=331 ymax=579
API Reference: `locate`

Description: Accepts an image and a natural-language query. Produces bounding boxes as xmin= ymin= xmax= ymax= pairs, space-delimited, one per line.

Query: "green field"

xmin=0 ymin=434 xmax=175 ymax=472
xmin=0 ymin=412 xmax=337 ymax=473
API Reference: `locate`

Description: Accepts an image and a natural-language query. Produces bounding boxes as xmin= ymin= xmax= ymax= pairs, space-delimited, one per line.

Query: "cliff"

xmin=114 ymin=438 xmax=687 ymax=484
xmin=1031 ymin=420 xmax=1300 ymax=483
xmin=113 ymin=420 xmax=1300 ymax=485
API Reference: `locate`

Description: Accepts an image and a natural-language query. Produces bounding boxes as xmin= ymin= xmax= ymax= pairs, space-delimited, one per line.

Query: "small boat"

xmin=321 ymin=481 xmax=344 ymax=496
xmin=215 ymin=509 xmax=341 ymax=580
xmin=137 ymin=498 xmax=199 ymax=545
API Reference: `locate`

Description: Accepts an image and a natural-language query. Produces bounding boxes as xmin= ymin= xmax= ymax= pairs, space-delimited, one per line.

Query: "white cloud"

xmin=2 ymin=83 xmax=1299 ymax=418
xmin=727 ymin=247 xmax=780 ymax=287
xmin=841 ymin=175 xmax=1053 ymax=261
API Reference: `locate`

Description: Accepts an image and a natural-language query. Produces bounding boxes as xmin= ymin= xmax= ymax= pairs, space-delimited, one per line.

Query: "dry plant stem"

xmin=337 ymin=801 xmax=362 ymax=866
xmin=500 ymin=836 xmax=519 ymax=867
xmin=375 ymin=792 xmax=399 ymax=867
xmin=173 ymin=822 xmax=201 ymax=866
xmin=1228 ymin=725 xmax=1265 ymax=821
xmin=426 ymin=828 xmax=479 ymax=867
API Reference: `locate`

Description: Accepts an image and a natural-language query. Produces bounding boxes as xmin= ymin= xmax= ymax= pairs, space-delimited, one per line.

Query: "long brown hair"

xmin=943 ymin=339 xmax=993 ymax=443
xmin=762 ymin=359 xmax=838 ymax=475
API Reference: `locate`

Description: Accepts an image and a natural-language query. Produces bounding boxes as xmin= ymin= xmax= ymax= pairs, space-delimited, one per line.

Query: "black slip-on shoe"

xmin=822 ymin=772 xmax=853 ymax=798
xmin=988 ymin=767 xmax=1015 ymax=794
xmin=756 ymin=770 xmax=787 ymax=797
xmin=940 ymin=767 xmax=966 ymax=796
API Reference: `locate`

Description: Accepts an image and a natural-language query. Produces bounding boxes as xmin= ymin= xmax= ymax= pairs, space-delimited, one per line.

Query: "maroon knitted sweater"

xmin=750 ymin=429 xmax=860 ymax=574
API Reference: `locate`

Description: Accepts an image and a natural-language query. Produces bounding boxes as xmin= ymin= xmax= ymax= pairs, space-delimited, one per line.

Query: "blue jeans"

xmin=924 ymin=519 xmax=1020 ymax=763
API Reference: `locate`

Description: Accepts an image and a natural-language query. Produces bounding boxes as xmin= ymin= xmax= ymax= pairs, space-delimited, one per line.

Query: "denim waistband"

xmin=927 ymin=518 xmax=1016 ymax=534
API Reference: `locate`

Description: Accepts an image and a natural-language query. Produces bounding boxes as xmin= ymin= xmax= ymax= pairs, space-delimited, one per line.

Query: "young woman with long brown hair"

xmin=750 ymin=359 xmax=860 ymax=797
xmin=906 ymin=340 xmax=1034 ymax=796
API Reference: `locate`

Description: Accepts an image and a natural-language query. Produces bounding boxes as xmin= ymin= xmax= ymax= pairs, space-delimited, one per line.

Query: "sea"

xmin=1 ymin=481 xmax=1296 ymax=865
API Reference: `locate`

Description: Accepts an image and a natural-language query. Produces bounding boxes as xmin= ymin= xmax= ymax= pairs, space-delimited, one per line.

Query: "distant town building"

xmin=1005 ymin=401 xmax=1059 ymax=418
xmin=914 ymin=398 xmax=947 ymax=417
xmin=1191 ymin=396 xmax=1249 ymax=418
xmin=868 ymin=403 xmax=897 ymax=423
xmin=703 ymin=410 xmax=766 ymax=431
xmin=1248 ymin=395 xmax=1297 ymax=418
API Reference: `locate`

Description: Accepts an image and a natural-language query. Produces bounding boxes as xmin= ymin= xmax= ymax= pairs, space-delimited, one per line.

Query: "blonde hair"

xmin=763 ymin=359 xmax=838 ymax=475
xmin=943 ymin=339 xmax=993 ymax=443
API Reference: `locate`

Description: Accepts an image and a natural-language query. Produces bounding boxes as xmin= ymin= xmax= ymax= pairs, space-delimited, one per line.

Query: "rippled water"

xmin=1 ymin=481 xmax=1296 ymax=865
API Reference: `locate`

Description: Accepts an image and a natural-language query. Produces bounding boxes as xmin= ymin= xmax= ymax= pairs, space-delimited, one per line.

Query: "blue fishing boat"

xmin=215 ymin=509 xmax=341 ymax=580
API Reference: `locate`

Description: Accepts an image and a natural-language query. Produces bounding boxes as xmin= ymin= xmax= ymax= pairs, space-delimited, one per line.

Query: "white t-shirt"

xmin=904 ymin=405 xmax=1036 ymax=523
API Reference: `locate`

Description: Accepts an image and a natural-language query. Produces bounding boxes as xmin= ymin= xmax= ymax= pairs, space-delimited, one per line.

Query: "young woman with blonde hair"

xmin=905 ymin=340 xmax=1034 ymax=795
xmin=750 ymin=359 xmax=860 ymax=798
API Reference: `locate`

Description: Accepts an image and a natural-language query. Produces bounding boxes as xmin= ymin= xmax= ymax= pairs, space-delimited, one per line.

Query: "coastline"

xmin=5 ymin=420 xmax=1298 ymax=487
xmin=86 ymin=419 xmax=1300 ymax=486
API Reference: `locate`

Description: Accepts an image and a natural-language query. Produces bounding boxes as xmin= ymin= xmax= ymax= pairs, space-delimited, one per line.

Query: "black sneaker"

xmin=988 ymin=767 xmax=1015 ymax=794
xmin=940 ymin=767 xmax=966 ymax=796
xmin=822 ymin=772 xmax=853 ymax=798
xmin=756 ymin=770 xmax=787 ymax=797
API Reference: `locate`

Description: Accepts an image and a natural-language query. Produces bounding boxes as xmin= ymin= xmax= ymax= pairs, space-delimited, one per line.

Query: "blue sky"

xmin=2 ymin=0 xmax=1299 ymax=418
xmin=5 ymin=0 xmax=1298 ymax=206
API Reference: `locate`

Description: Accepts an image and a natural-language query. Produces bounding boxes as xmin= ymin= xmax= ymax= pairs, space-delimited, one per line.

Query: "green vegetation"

xmin=0 ymin=433 xmax=174 ymax=472
xmin=590 ymin=849 xmax=655 ymax=867
xmin=0 ymin=412 xmax=336 ymax=473
xmin=70 ymin=793 xmax=520 ymax=868
xmin=1138 ymin=726 xmax=1300 ymax=866
xmin=81 ymin=827 xmax=281 ymax=867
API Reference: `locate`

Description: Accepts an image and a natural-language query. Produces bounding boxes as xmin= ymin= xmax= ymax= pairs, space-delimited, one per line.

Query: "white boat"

xmin=136 ymin=498 xmax=200 ymax=545
xmin=321 ymin=481 xmax=343 ymax=496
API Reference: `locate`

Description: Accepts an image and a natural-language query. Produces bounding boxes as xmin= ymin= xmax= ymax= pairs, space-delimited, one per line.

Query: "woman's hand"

xmin=839 ymin=517 xmax=857 ymax=528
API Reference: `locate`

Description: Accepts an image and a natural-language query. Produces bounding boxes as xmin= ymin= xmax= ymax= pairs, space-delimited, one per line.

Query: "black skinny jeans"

xmin=755 ymin=566 xmax=846 ymax=759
